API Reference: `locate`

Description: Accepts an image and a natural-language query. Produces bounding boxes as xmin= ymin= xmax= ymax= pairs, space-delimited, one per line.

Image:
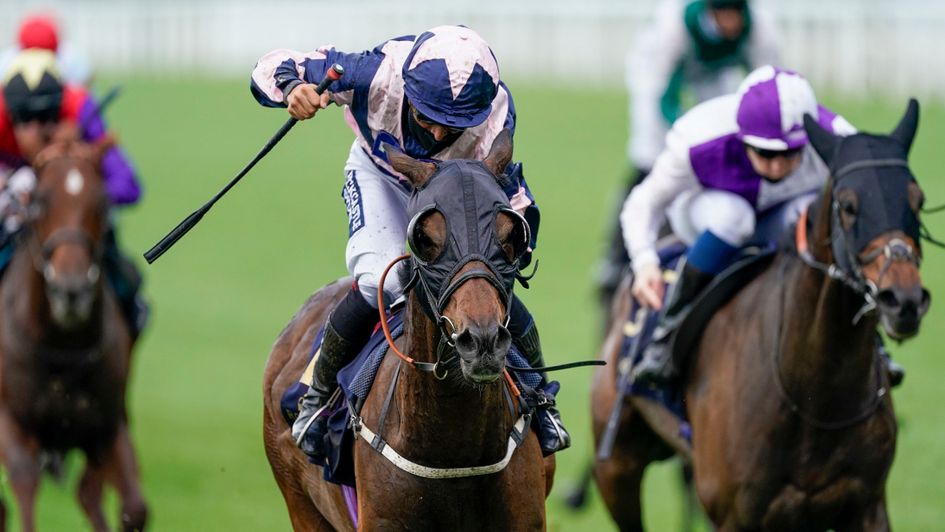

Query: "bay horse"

xmin=592 ymin=100 xmax=930 ymax=530
xmin=0 ymin=141 xmax=147 ymax=531
xmin=263 ymin=131 xmax=553 ymax=531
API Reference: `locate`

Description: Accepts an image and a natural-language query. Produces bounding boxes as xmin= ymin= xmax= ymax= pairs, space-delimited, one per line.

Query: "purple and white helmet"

xmin=736 ymin=66 xmax=818 ymax=151
xmin=402 ymin=26 xmax=499 ymax=129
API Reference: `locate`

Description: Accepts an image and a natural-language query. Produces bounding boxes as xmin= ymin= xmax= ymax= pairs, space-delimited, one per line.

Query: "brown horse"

xmin=592 ymin=100 xmax=930 ymax=530
xmin=263 ymin=132 xmax=553 ymax=531
xmin=0 ymin=142 xmax=147 ymax=532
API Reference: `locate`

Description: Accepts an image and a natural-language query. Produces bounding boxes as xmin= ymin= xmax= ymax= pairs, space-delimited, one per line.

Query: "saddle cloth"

xmin=619 ymin=240 xmax=777 ymax=436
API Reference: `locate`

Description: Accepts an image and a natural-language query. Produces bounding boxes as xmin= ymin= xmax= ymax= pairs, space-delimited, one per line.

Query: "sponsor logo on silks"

xmin=342 ymin=170 xmax=364 ymax=236
xmin=371 ymin=131 xmax=401 ymax=163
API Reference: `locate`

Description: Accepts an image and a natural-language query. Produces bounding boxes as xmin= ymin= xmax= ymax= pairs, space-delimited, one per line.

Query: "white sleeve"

xmin=627 ymin=0 xmax=688 ymax=170
xmin=621 ymin=124 xmax=701 ymax=272
xmin=746 ymin=8 xmax=782 ymax=69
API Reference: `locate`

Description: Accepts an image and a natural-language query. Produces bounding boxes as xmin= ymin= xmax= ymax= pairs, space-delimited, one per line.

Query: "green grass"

xmin=4 ymin=78 xmax=944 ymax=530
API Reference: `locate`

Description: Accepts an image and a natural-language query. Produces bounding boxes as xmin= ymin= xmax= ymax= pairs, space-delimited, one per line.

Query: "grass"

xmin=2 ymin=77 xmax=943 ymax=530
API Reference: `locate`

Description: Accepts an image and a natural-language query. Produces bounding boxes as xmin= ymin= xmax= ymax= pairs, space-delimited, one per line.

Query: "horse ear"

xmin=803 ymin=113 xmax=838 ymax=168
xmin=890 ymin=98 xmax=919 ymax=153
xmin=483 ymin=129 xmax=513 ymax=177
xmin=383 ymin=143 xmax=436 ymax=188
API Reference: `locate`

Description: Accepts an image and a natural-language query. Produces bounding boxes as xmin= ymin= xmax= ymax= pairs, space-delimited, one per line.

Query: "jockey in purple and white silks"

xmin=598 ymin=0 xmax=781 ymax=312
xmin=251 ymin=25 xmax=569 ymax=462
xmin=623 ymin=66 xmax=866 ymax=385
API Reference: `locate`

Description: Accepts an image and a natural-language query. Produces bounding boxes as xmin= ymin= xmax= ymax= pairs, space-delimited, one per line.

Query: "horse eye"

xmin=497 ymin=211 xmax=528 ymax=262
xmin=409 ymin=210 xmax=446 ymax=262
xmin=842 ymin=201 xmax=857 ymax=216
xmin=908 ymin=182 xmax=925 ymax=213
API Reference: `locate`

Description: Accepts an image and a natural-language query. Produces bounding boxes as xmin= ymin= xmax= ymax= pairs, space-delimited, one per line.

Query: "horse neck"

xmin=395 ymin=295 xmax=512 ymax=464
xmin=777 ymin=204 xmax=881 ymax=418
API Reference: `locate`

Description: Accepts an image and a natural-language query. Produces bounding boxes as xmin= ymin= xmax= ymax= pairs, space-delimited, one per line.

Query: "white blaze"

xmin=65 ymin=169 xmax=85 ymax=196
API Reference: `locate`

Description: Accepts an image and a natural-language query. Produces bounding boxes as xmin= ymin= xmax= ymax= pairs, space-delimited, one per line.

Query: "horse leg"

xmin=0 ymin=409 xmax=40 ymax=532
xmin=102 ymin=424 xmax=148 ymax=532
xmin=76 ymin=460 xmax=109 ymax=532
xmin=594 ymin=452 xmax=646 ymax=532
xmin=263 ymin=425 xmax=336 ymax=532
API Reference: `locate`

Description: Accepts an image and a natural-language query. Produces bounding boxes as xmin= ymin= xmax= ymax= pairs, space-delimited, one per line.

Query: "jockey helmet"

xmin=736 ymin=65 xmax=818 ymax=151
xmin=402 ymin=26 xmax=499 ymax=130
xmin=18 ymin=15 xmax=60 ymax=52
xmin=2 ymin=49 xmax=64 ymax=124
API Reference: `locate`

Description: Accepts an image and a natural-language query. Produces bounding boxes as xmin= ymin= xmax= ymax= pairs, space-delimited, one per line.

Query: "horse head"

xmin=386 ymin=130 xmax=530 ymax=383
xmin=26 ymin=140 xmax=110 ymax=330
xmin=804 ymin=99 xmax=930 ymax=339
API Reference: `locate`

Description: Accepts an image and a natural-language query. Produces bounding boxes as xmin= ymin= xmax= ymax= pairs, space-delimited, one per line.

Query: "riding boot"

xmin=292 ymin=286 xmax=378 ymax=462
xmin=292 ymin=321 xmax=355 ymax=460
xmin=876 ymin=332 xmax=905 ymax=388
xmin=514 ymin=320 xmax=571 ymax=455
xmin=631 ymin=260 xmax=714 ymax=386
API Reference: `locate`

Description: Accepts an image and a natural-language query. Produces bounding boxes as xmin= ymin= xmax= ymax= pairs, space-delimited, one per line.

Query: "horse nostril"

xmin=920 ymin=288 xmax=931 ymax=316
xmin=496 ymin=326 xmax=512 ymax=355
xmin=454 ymin=329 xmax=477 ymax=356
xmin=876 ymin=289 xmax=900 ymax=311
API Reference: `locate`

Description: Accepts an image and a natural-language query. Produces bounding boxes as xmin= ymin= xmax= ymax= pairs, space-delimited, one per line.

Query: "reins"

xmin=770 ymin=259 xmax=887 ymax=430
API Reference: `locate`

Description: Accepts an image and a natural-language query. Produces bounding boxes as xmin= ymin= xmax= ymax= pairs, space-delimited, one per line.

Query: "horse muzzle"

xmin=45 ymin=264 xmax=100 ymax=330
xmin=453 ymin=321 xmax=511 ymax=383
xmin=876 ymin=283 xmax=930 ymax=340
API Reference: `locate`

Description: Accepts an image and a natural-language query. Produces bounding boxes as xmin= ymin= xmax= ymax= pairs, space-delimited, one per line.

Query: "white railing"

xmin=1 ymin=0 xmax=943 ymax=99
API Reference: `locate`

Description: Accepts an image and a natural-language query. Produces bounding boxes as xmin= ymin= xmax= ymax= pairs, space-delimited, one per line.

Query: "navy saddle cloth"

xmin=281 ymin=307 xmax=543 ymax=487
xmin=619 ymin=240 xmax=776 ymax=436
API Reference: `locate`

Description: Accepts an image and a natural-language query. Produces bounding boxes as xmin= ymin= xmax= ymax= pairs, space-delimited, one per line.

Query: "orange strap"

xmin=377 ymin=254 xmax=415 ymax=366
xmin=795 ymin=205 xmax=810 ymax=256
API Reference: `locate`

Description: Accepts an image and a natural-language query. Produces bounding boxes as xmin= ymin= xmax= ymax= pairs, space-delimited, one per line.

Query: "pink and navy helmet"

xmin=402 ymin=26 xmax=499 ymax=129
xmin=736 ymin=66 xmax=818 ymax=151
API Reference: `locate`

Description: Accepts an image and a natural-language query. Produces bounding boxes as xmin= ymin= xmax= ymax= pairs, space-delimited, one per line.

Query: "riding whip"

xmin=597 ymin=307 xmax=652 ymax=461
xmin=143 ymin=63 xmax=344 ymax=264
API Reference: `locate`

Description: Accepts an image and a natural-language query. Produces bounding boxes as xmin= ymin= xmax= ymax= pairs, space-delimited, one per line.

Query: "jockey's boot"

xmin=292 ymin=321 xmax=353 ymax=461
xmin=876 ymin=332 xmax=905 ymax=388
xmin=514 ymin=320 xmax=571 ymax=455
xmin=631 ymin=260 xmax=713 ymax=386
xmin=292 ymin=287 xmax=378 ymax=462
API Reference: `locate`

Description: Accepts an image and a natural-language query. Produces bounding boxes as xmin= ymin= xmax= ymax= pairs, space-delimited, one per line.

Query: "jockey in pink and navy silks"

xmin=623 ymin=66 xmax=857 ymax=385
xmin=250 ymin=26 xmax=569 ymax=462
xmin=0 ymin=49 xmax=147 ymax=337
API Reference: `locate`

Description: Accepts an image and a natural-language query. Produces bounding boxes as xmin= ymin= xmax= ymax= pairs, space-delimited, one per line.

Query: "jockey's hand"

xmin=286 ymin=83 xmax=330 ymax=120
xmin=632 ymin=262 xmax=664 ymax=310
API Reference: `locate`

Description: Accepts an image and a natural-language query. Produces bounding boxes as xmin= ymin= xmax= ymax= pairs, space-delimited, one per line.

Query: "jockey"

xmin=623 ymin=65 xmax=905 ymax=387
xmin=250 ymin=25 xmax=569 ymax=460
xmin=0 ymin=49 xmax=147 ymax=337
xmin=599 ymin=0 xmax=781 ymax=310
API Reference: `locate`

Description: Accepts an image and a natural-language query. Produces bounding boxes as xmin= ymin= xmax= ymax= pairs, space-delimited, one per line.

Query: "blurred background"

xmin=1 ymin=0 xmax=943 ymax=530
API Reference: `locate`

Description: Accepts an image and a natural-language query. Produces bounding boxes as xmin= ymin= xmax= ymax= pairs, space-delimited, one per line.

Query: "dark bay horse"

xmin=0 ymin=142 xmax=147 ymax=531
xmin=593 ymin=100 xmax=930 ymax=530
xmin=263 ymin=131 xmax=553 ymax=531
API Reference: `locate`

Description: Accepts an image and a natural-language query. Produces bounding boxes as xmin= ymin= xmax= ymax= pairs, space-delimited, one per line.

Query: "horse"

xmin=263 ymin=131 xmax=554 ymax=531
xmin=0 ymin=141 xmax=147 ymax=532
xmin=592 ymin=100 xmax=930 ymax=531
